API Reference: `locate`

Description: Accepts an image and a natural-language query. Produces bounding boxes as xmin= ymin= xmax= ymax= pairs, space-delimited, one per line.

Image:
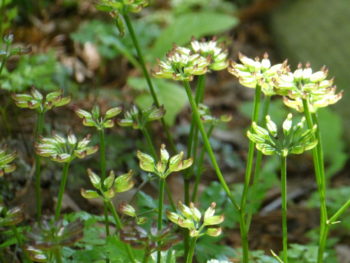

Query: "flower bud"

xmin=114 ymin=170 xmax=134 ymax=193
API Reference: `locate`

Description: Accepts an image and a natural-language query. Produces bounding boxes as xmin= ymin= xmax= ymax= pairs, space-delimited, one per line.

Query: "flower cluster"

xmin=0 ymin=148 xmax=16 ymax=176
xmin=137 ymin=144 xmax=193 ymax=178
xmin=154 ymin=46 xmax=210 ymax=81
xmin=198 ymin=103 xmax=232 ymax=126
xmin=0 ymin=203 xmax=24 ymax=227
xmin=75 ymin=105 xmax=122 ymax=130
xmin=167 ymin=202 xmax=224 ymax=238
xmin=118 ymin=202 xmax=147 ymax=225
xmin=276 ymin=63 xmax=343 ymax=112
xmin=12 ymin=88 xmax=71 ymax=113
xmin=190 ymin=38 xmax=228 ymax=71
xmin=247 ymin=114 xmax=318 ymax=157
xmin=229 ymin=53 xmax=287 ymax=96
xmin=119 ymin=105 xmax=165 ymax=129
xmin=97 ymin=0 xmax=148 ymax=14
xmin=81 ymin=169 xmax=134 ymax=200
xmin=35 ymin=133 xmax=98 ymax=163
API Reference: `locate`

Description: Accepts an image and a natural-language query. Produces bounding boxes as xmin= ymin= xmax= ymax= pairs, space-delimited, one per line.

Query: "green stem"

xmin=186 ymin=238 xmax=197 ymax=263
xmin=183 ymin=80 xmax=239 ymax=211
xmin=191 ymin=125 xmax=214 ymax=202
xmin=329 ymin=199 xmax=350 ymax=223
xmin=247 ymin=95 xmax=271 ymax=229
xmin=142 ymin=248 xmax=150 ymax=263
xmin=34 ymin=112 xmax=45 ymax=221
xmin=107 ymin=201 xmax=136 ymax=263
xmin=122 ymin=13 xmax=176 ymax=152
xmin=281 ymin=156 xmax=289 ymax=263
xmin=53 ymin=248 xmax=62 ymax=263
xmin=157 ymin=178 xmax=166 ymax=263
xmin=55 ymin=162 xmax=70 ymax=220
xmin=302 ymin=99 xmax=328 ymax=263
xmin=0 ymin=39 xmax=10 ymax=75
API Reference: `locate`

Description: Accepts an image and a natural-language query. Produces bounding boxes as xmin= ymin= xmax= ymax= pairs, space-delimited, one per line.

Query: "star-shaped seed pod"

xmin=118 ymin=202 xmax=147 ymax=225
xmin=190 ymin=38 xmax=229 ymax=71
xmin=167 ymin=202 xmax=224 ymax=238
xmin=198 ymin=103 xmax=232 ymax=126
xmin=12 ymin=88 xmax=71 ymax=113
xmin=118 ymin=105 xmax=165 ymax=129
xmin=137 ymin=144 xmax=193 ymax=178
xmin=228 ymin=52 xmax=288 ymax=96
xmin=275 ymin=63 xmax=343 ymax=112
xmin=0 ymin=148 xmax=16 ymax=177
xmin=247 ymin=113 xmax=318 ymax=157
xmin=0 ymin=203 xmax=24 ymax=227
xmin=35 ymin=133 xmax=98 ymax=163
xmin=81 ymin=169 xmax=134 ymax=200
xmin=153 ymin=46 xmax=210 ymax=81
xmin=75 ymin=105 xmax=122 ymax=130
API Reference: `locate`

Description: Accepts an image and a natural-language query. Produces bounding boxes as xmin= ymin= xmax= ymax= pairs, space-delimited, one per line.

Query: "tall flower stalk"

xmin=12 ymin=88 xmax=70 ymax=220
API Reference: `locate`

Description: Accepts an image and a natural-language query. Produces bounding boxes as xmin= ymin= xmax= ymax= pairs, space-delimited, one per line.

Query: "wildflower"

xmin=12 ymin=88 xmax=71 ymax=113
xmin=198 ymin=103 xmax=232 ymax=125
xmin=154 ymin=46 xmax=210 ymax=81
xmin=81 ymin=169 xmax=134 ymax=200
xmin=35 ymin=133 xmax=98 ymax=163
xmin=118 ymin=105 xmax=165 ymax=129
xmin=167 ymin=202 xmax=224 ymax=238
xmin=118 ymin=202 xmax=147 ymax=224
xmin=137 ymin=144 xmax=193 ymax=178
xmin=75 ymin=105 xmax=122 ymax=130
xmin=0 ymin=203 xmax=24 ymax=227
xmin=97 ymin=0 xmax=148 ymax=14
xmin=190 ymin=38 xmax=228 ymax=71
xmin=247 ymin=114 xmax=318 ymax=157
xmin=275 ymin=63 xmax=343 ymax=112
xmin=0 ymin=148 xmax=16 ymax=176
xmin=228 ymin=52 xmax=287 ymax=96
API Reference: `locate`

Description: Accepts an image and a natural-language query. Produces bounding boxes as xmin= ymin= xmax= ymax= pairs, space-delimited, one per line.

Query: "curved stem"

xmin=34 ymin=112 xmax=45 ymax=221
xmin=123 ymin=13 xmax=176 ymax=152
xmin=186 ymin=238 xmax=197 ymax=263
xmin=247 ymin=95 xmax=271 ymax=229
xmin=157 ymin=178 xmax=166 ymax=263
xmin=55 ymin=162 xmax=70 ymax=220
xmin=280 ymin=156 xmax=289 ymax=263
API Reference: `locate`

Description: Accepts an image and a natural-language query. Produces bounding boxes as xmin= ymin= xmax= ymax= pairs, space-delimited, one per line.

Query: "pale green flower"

xmin=35 ymin=134 xmax=98 ymax=163
xmin=0 ymin=149 xmax=16 ymax=177
xmin=198 ymin=103 xmax=232 ymax=125
xmin=228 ymin=52 xmax=287 ymax=96
xmin=275 ymin=63 xmax=343 ymax=112
xmin=118 ymin=105 xmax=165 ymax=129
xmin=247 ymin=114 xmax=318 ymax=157
xmin=190 ymin=38 xmax=228 ymax=71
xmin=154 ymin=46 xmax=210 ymax=81
xmin=167 ymin=202 xmax=224 ymax=238
xmin=97 ymin=0 xmax=148 ymax=14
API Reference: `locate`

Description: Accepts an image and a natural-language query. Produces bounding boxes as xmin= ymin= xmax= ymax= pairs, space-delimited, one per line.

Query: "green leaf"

xmin=151 ymin=12 xmax=238 ymax=58
xmin=128 ymin=77 xmax=187 ymax=125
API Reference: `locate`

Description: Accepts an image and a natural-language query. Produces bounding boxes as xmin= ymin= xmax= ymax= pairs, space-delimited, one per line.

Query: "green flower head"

xmin=247 ymin=114 xmax=318 ymax=157
xmin=276 ymin=63 xmax=343 ymax=112
xmin=97 ymin=0 xmax=148 ymax=14
xmin=167 ymin=202 xmax=224 ymax=238
xmin=228 ymin=52 xmax=288 ymax=96
xmin=0 ymin=148 xmax=16 ymax=177
xmin=137 ymin=144 xmax=193 ymax=178
xmin=118 ymin=105 xmax=165 ymax=129
xmin=35 ymin=133 xmax=98 ymax=163
xmin=0 ymin=203 xmax=24 ymax=227
xmin=12 ymin=88 xmax=71 ymax=113
xmin=154 ymin=46 xmax=210 ymax=81
xmin=190 ymin=38 xmax=228 ymax=71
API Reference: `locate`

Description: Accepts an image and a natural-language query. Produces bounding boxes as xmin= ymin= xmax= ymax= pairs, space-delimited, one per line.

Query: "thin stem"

xmin=34 ymin=112 xmax=45 ymax=221
xmin=142 ymin=248 xmax=150 ymax=263
xmin=182 ymin=80 xmax=239 ymax=211
xmin=55 ymin=162 xmax=70 ymax=221
xmin=157 ymin=178 xmax=166 ymax=263
xmin=247 ymin=95 xmax=271 ymax=229
xmin=122 ymin=13 xmax=176 ymax=152
xmin=186 ymin=238 xmax=197 ymax=263
xmin=191 ymin=125 xmax=214 ymax=202
xmin=329 ymin=199 xmax=350 ymax=223
xmin=107 ymin=201 xmax=136 ymax=263
xmin=0 ymin=39 xmax=10 ymax=75
xmin=280 ymin=156 xmax=289 ymax=263
xmin=53 ymin=248 xmax=63 ymax=263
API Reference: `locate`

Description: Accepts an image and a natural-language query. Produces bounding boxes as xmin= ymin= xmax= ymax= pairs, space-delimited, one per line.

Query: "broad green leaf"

xmin=151 ymin=12 xmax=239 ymax=58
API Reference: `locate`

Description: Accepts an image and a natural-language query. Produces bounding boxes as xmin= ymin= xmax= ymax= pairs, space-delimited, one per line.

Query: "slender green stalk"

xmin=53 ymin=248 xmax=63 ymax=263
xmin=186 ymin=238 xmax=197 ymax=263
xmin=55 ymin=162 xmax=70 ymax=220
xmin=0 ymin=39 xmax=10 ymax=75
xmin=142 ymin=249 xmax=150 ymax=263
xmin=247 ymin=95 xmax=271 ymax=229
xmin=183 ymin=80 xmax=239 ymax=211
xmin=157 ymin=178 xmax=166 ymax=263
xmin=34 ymin=112 xmax=45 ymax=221
xmin=191 ymin=125 xmax=214 ymax=202
xmin=302 ymin=99 xmax=328 ymax=263
xmin=280 ymin=156 xmax=289 ymax=263
xmin=107 ymin=201 xmax=136 ymax=263
xmin=329 ymin=199 xmax=350 ymax=223
xmin=122 ymin=13 xmax=176 ymax=152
